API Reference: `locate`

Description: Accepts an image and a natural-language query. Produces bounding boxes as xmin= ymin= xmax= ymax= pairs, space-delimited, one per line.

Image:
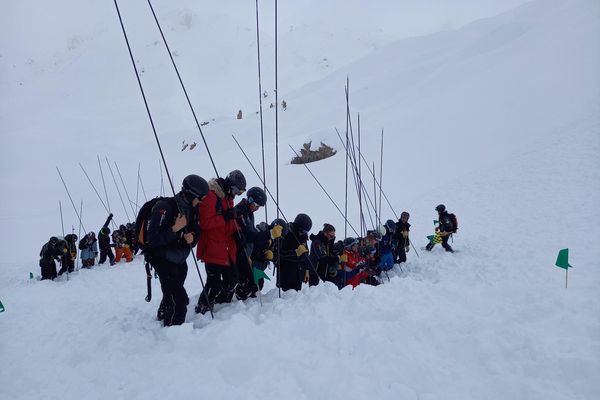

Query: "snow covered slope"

xmin=1 ymin=0 xmax=599 ymax=399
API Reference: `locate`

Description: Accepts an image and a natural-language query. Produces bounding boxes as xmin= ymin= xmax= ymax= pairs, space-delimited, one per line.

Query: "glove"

xmin=303 ymin=270 xmax=310 ymax=283
xmin=339 ymin=254 xmax=348 ymax=263
xmin=405 ymin=246 xmax=410 ymax=253
xmin=295 ymin=244 xmax=308 ymax=257
xmin=270 ymin=224 xmax=283 ymax=239
xmin=264 ymin=249 xmax=274 ymax=261
xmin=223 ymin=208 xmax=237 ymax=221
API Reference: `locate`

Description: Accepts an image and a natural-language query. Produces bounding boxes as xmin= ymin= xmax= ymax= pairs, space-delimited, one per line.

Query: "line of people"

xmin=38 ymin=168 xmax=458 ymax=327
xmin=38 ymin=215 xmax=140 ymax=280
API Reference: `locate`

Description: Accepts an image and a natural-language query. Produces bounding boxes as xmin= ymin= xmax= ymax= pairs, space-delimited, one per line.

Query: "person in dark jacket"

xmin=395 ymin=212 xmax=411 ymax=264
xmin=39 ymin=236 xmax=62 ymax=280
xmin=98 ymin=214 xmax=115 ymax=266
xmin=425 ymin=204 xmax=456 ymax=252
xmin=308 ymin=223 xmax=343 ymax=286
xmin=378 ymin=220 xmax=396 ymax=271
xmin=145 ymin=174 xmax=208 ymax=326
xmin=195 ymin=170 xmax=246 ymax=314
xmin=277 ymin=213 xmax=312 ymax=292
xmin=233 ymin=187 xmax=283 ymax=300
xmin=57 ymin=234 xmax=77 ymax=275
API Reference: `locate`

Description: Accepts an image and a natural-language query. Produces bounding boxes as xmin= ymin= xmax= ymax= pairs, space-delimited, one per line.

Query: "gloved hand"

xmin=405 ymin=246 xmax=410 ymax=253
xmin=339 ymin=253 xmax=348 ymax=263
xmin=223 ymin=208 xmax=237 ymax=221
xmin=295 ymin=244 xmax=308 ymax=257
xmin=270 ymin=224 xmax=283 ymax=239
xmin=264 ymin=249 xmax=274 ymax=261
xmin=303 ymin=270 xmax=309 ymax=283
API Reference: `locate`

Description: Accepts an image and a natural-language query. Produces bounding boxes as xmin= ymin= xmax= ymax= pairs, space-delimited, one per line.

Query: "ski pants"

xmin=378 ymin=252 xmax=394 ymax=271
xmin=40 ymin=259 xmax=57 ymax=280
xmin=115 ymin=246 xmax=133 ymax=263
xmin=197 ymin=262 xmax=238 ymax=308
xmin=277 ymin=260 xmax=303 ymax=291
xmin=235 ymin=249 xmax=257 ymax=300
xmin=99 ymin=248 xmax=115 ymax=265
xmin=153 ymin=260 xmax=189 ymax=326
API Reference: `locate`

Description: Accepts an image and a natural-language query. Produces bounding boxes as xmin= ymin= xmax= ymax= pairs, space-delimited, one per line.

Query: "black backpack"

xmin=449 ymin=213 xmax=458 ymax=233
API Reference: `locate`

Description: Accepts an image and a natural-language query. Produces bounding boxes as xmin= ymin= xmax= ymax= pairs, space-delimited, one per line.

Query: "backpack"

xmin=449 ymin=213 xmax=458 ymax=233
xmin=135 ymin=197 xmax=170 ymax=258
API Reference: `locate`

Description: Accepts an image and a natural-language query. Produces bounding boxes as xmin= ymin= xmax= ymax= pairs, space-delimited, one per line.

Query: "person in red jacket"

xmin=195 ymin=170 xmax=247 ymax=314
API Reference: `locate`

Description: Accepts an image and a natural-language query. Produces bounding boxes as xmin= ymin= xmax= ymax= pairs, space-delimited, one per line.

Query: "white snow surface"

xmin=1 ymin=0 xmax=599 ymax=399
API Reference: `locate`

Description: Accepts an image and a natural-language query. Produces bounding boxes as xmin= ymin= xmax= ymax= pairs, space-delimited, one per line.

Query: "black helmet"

xmin=332 ymin=240 xmax=344 ymax=255
xmin=119 ymin=225 xmax=126 ymax=232
xmin=49 ymin=236 xmax=58 ymax=246
xmin=270 ymin=218 xmax=289 ymax=237
xmin=182 ymin=174 xmax=209 ymax=199
xmin=293 ymin=213 xmax=312 ymax=233
xmin=101 ymin=227 xmax=110 ymax=235
xmin=435 ymin=204 xmax=446 ymax=213
xmin=343 ymin=237 xmax=358 ymax=248
xmin=226 ymin=170 xmax=246 ymax=195
xmin=385 ymin=219 xmax=396 ymax=233
xmin=247 ymin=187 xmax=267 ymax=207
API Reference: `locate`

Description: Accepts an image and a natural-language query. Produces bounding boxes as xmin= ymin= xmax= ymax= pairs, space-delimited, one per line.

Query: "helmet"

xmin=400 ymin=211 xmax=410 ymax=220
xmin=247 ymin=187 xmax=267 ymax=207
xmin=435 ymin=204 xmax=446 ymax=213
xmin=49 ymin=237 xmax=58 ymax=246
xmin=385 ymin=219 xmax=396 ymax=233
xmin=343 ymin=237 xmax=358 ymax=248
xmin=294 ymin=213 xmax=312 ymax=233
xmin=101 ymin=227 xmax=110 ymax=235
xmin=119 ymin=225 xmax=126 ymax=232
xmin=182 ymin=174 xmax=209 ymax=199
xmin=270 ymin=218 xmax=289 ymax=237
xmin=225 ymin=170 xmax=246 ymax=195
xmin=332 ymin=240 xmax=345 ymax=255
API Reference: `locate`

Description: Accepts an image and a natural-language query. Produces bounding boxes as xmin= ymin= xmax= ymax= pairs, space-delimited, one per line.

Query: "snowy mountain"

xmin=1 ymin=0 xmax=599 ymax=399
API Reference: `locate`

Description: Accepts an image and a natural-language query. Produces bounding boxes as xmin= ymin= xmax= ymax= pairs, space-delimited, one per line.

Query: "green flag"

xmin=555 ymin=248 xmax=573 ymax=270
xmin=253 ymin=267 xmax=271 ymax=284
xmin=29 ymin=272 xmax=34 ymax=280
xmin=427 ymin=235 xmax=435 ymax=242
xmin=0 ymin=301 xmax=5 ymax=313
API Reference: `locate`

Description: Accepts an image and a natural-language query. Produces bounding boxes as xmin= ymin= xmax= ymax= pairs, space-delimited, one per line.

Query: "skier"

xmin=98 ymin=214 xmax=116 ymax=266
xmin=39 ymin=237 xmax=62 ymax=280
xmin=195 ymin=170 xmax=247 ymax=314
xmin=395 ymin=212 xmax=411 ymax=263
xmin=425 ymin=204 xmax=457 ymax=253
xmin=277 ymin=213 xmax=312 ymax=292
xmin=113 ymin=226 xmax=133 ymax=263
xmin=144 ymin=174 xmax=208 ymax=326
xmin=308 ymin=223 xmax=344 ymax=286
xmin=378 ymin=220 xmax=396 ymax=271
xmin=233 ymin=187 xmax=283 ymax=300
xmin=58 ymin=234 xmax=77 ymax=275
xmin=79 ymin=232 xmax=98 ymax=268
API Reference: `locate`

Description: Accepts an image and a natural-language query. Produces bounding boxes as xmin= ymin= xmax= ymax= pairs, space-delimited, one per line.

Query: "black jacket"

xmin=438 ymin=211 xmax=456 ymax=233
xmin=234 ymin=199 xmax=271 ymax=257
xmin=395 ymin=221 xmax=411 ymax=247
xmin=145 ymin=192 xmax=200 ymax=265
xmin=279 ymin=223 xmax=309 ymax=271
xmin=309 ymin=231 xmax=338 ymax=277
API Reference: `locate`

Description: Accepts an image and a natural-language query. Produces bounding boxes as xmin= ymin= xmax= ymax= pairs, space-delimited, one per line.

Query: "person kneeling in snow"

xmin=378 ymin=220 xmax=396 ymax=271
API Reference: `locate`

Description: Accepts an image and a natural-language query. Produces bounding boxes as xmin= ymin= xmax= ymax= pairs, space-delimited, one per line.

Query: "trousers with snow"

xmin=153 ymin=260 xmax=189 ymax=326
xmin=39 ymin=259 xmax=57 ymax=280
xmin=99 ymin=248 xmax=115 ymax=265
xmin=115 ymin=246 xmax=133 ymax=263
xmin=196 ymin=262 xmax=238 ymax=313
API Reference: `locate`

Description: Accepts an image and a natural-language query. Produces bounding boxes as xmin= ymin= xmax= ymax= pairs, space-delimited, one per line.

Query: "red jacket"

xmin=196 ymin=180 xmax=238 ymax=266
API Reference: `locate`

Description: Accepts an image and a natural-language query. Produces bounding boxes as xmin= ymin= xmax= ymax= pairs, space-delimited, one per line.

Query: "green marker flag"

xmin=29 ymin=272 xmax=34 ymax=280
xmin=0 ymin=301 xmax=5 ymax=313
xmin=555 ymin=248 xmax=573 ymax=288
xmin=427 ymin=235 xmax=435 ymax=242
xmin=253 ymin=267 xmax=271 ymax=285
xmin=555 ymin=249 xmax=572 ymax=270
